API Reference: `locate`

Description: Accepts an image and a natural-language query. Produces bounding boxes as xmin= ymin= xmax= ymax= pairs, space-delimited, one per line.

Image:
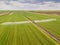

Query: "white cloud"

xmin=0 ymin=1 xmax=60 ymax=10
xmin=39 ymin=1 xmax=60 ymax=10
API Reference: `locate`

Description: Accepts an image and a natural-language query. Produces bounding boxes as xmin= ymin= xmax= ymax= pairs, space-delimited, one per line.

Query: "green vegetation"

xmin=25 ymin=12 xmax=60 ymax=38
xmin=0 ymin=11 xmax=60 ymax=45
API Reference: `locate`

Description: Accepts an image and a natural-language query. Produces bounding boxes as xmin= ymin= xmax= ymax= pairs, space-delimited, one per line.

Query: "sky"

xmin=0 ymin=0 xmax=60 ymax=10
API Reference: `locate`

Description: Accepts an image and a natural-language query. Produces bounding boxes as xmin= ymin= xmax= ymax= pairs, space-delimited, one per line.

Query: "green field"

xmin=0 ymin=11 xmax=60 ymax=45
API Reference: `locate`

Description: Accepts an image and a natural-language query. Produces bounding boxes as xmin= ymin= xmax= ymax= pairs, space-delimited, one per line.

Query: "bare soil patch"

xmin=31 ymin=11 xmax=60 ymax=16
xmin=0 ymin=19 xmax=56 ymax=25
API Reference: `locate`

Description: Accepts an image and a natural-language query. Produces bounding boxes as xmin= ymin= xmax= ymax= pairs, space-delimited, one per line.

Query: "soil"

xmin=31 ymin=11 xmax=60 ymax=16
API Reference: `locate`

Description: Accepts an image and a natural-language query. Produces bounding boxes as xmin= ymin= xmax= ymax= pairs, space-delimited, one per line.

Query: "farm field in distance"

xmin=0 ymin=11 xmax=60 ymax=45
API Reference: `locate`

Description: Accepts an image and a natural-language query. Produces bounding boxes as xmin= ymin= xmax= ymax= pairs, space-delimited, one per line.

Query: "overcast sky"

xmin=0 ymin=0 xmax=60 ymax=10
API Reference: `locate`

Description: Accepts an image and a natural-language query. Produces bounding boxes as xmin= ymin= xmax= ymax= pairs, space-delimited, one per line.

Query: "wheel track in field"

xmin=0 ymin=11 xmax=14 ymax=17
xmin=24 ymin=16 xmax=60 ymax=44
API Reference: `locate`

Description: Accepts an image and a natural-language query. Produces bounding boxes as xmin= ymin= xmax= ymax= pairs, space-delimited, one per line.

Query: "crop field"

xmin=0 ymin=11 xmax=60 ymax=45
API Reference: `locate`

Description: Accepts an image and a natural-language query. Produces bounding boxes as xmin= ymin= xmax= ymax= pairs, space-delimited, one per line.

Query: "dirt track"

xmin=0 ymin=11 xmax=13 ymax=16
xmin=24 ymin=16 xmax=60 ymax=43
